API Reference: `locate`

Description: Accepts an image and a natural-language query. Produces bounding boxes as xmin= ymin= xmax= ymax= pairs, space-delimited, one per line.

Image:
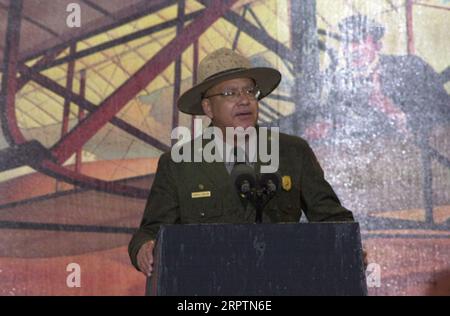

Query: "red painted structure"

xmin=0 ymin=0 xmax=238 ymax=198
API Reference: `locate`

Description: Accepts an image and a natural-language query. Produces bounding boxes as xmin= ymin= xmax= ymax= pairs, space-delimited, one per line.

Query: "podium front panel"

xmin=147 ymin=222 xmax=367 ymax=296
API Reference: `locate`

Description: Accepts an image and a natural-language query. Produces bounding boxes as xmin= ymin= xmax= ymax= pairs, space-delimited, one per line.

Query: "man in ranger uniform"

xmin=129 ymin=48 xmax=354 ymax=276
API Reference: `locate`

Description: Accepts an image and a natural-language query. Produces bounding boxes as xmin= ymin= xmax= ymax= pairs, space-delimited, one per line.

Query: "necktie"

xmin=226 ymin=146 xmax=249 ymax=174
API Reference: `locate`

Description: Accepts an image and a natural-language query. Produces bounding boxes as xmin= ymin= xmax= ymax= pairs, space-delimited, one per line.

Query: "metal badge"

xmin=282 ymin=175 xmax=292 ymax=191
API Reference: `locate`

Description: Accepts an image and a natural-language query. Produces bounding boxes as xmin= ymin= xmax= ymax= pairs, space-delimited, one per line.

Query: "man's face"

xmin=201 ymin=77 xmax=259 ymax=132
xmin=345 ymin=35 xmax=381 ymax=68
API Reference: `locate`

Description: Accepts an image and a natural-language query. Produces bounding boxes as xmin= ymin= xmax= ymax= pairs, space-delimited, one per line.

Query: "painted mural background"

xmin=0 ymin=0 xmax=449 ymax=295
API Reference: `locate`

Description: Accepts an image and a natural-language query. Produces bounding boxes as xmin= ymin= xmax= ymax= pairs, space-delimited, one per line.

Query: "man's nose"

xmin=236 ymin=90 xmax=251 ymax=104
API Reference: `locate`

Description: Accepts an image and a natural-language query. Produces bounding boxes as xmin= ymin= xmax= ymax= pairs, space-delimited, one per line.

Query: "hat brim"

xmin=177 ymin=67 xmax=281 ymax=115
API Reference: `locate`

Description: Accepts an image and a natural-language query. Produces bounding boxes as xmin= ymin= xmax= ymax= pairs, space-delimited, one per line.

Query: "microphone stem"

xmin=254 ymin=189 xmax=264 ymax=223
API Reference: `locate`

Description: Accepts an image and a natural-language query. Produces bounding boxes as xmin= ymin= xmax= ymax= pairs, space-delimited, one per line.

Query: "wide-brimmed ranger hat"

xmin=177 ymin=48 xmax=281 ymax=115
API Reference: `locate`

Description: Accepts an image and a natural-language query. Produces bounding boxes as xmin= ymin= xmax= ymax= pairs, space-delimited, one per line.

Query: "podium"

xmin=147 ymin=223 xmax=367 ymax=296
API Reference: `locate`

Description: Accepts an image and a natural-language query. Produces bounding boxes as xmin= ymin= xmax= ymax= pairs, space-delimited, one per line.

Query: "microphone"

xmin=259 ymin=172 xmax=281 ymax=197
xmin=230 ymin=165 xmax=281 ymax=224
xmin=230 ymin=163 xmax=256 ymax=196
xmin=254 ymin=172 xmax=281 ymax=223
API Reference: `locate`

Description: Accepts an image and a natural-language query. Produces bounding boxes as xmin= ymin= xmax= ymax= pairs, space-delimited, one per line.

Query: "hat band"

xmin=202 ymin=67 xmax=247 ymax=82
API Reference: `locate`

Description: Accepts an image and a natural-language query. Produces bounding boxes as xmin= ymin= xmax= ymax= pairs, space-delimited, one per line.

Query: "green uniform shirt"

xmin=129 ymin=132 xmax=354 ymax=270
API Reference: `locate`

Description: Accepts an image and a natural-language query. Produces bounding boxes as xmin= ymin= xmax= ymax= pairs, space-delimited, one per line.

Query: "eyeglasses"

xmin=204 ymin=86 xmax=261 ymax=102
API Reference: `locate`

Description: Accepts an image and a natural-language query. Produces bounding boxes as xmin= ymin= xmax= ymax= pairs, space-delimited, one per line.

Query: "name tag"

xmin=191 ymin=191 xmax=211 ymax=199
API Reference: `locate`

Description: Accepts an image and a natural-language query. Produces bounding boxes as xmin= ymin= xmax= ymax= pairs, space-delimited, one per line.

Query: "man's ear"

xmin=201 ymin=98 xmax=213 ymax=120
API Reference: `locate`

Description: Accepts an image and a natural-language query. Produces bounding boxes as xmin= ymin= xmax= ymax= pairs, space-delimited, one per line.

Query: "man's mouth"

xmin=235 ymin=111 xmax=253 ymax=118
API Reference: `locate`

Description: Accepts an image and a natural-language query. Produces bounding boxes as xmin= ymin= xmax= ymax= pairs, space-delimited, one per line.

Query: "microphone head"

xmin=231 ymin=164 xmax=256 ymax=194
xmin=259 ymin=172 xmax=281 ymax=194
xmin=240 ymin=180 xmax=251 ymax=194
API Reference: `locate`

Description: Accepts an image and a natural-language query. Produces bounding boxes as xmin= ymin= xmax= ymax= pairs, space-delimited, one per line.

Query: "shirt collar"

xmin=212 ymin=130 xmax=257 ymax=163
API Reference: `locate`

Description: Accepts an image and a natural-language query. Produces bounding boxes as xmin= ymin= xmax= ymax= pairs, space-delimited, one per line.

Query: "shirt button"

xmin=200 ymin=212 xmax=205 ymax=217
xmin=198 ymin=184 xmax=204 ymax=190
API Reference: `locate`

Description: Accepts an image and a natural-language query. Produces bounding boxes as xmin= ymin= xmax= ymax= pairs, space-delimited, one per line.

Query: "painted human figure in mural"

xmin=306 ymin=14 xmax=450 ymax=224
xmin=308 ymin=14 xmax=450 ymax=143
